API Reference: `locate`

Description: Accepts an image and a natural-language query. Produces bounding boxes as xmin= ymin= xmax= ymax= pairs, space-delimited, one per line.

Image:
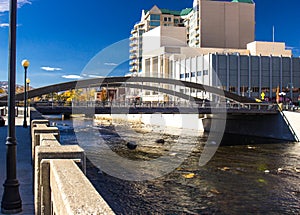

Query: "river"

xmin=48 ymin=116 xmax=300 ymax=214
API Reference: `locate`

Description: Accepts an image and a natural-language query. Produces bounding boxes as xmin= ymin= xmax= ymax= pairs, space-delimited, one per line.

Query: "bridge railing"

xmin=31 ymin=115 xmax=115 ymax=215
xmin=31 ymin=100 xmax=279 ymax=112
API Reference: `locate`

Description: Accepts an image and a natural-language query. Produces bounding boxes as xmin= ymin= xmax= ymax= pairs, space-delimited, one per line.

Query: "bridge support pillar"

xmin=62 ymin=113 xmax=71 ymax=120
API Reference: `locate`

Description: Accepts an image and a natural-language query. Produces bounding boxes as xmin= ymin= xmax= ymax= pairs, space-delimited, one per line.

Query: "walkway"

xmin=283 ymin=111 xmax=300 ymax=142
xmin=0 ymin=116 xmax=34 ymax=215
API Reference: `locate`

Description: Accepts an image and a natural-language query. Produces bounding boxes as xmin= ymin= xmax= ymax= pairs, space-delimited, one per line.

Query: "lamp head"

xmin=26 ymin=78 xmax=30 ymax=84
xmin=22 ymin=59 xmax=30 ymax=69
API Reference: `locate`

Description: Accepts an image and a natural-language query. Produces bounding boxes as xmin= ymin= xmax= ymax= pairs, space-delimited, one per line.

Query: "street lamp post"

xmin=22 ymin=59 xmax=29 ymax=128
xmin=1 ymin=0 xmax=22 ymax=213
xmin=26 ymin=78 xmax=30 ymax=117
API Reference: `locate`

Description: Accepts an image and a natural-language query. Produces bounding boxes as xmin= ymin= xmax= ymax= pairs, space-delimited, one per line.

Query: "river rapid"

xmin=49 ymin=116 xmax=300 ymax=215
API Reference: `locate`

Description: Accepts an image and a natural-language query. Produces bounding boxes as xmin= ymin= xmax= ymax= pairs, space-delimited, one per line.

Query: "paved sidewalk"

xmin=0 ymin=116 xmax=34 ymax=215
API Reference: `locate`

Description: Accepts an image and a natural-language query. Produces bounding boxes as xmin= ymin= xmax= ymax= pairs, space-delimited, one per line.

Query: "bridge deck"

xmin=34 ymin=106 xmax=278 ymax=115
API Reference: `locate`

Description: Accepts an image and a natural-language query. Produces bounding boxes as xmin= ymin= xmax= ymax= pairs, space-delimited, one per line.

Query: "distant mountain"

xmin=0 ymin=81 xmax=8 ymax=95
xmin=0 ymin=81 xmax=33 ymax=95
xmin=0 ymin=81 xmax=8 ymax=90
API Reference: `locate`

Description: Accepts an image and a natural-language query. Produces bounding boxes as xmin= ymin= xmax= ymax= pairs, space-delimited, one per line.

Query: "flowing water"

xmin=48 ymin=116 xmax=300 ymax=215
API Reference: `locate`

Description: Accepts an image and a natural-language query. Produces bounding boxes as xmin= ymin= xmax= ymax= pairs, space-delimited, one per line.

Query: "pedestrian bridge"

xmin=2 ymin=76 xmax=298 ymax=142
xmin=0 ymin=76 xmax=255 ymax=104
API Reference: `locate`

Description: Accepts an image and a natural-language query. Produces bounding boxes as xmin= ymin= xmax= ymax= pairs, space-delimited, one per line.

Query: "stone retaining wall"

xmin=31 ymin=108 xmax=114 ymax=215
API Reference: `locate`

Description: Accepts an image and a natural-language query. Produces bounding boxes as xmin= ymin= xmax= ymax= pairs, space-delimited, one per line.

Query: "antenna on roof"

xmin=273 ymin=25 xmax=275 ymax=42
xmin=272 ymin=25 xmax=275 ymax=54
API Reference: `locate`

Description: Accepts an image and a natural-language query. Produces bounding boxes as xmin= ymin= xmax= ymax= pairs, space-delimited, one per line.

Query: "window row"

xmin=179 ymin=70 xmax=209 ymax=78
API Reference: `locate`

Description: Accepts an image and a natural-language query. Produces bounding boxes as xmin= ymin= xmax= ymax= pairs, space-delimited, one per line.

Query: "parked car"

xmin=0 ymin=116 xmax=5 ymax=127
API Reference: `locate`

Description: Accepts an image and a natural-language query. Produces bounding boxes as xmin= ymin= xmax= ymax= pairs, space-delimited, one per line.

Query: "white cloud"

xmin=0 ymin=23 xmax=8 ymax=27
xmin=62 ymin=75 xmax=83 ymax=79
xmin=0 ymin=0 xmax=32 ymax=13
xmin=0 ymin=23 xmax=22 ymax=28
xmin=41 ymin=66 xmax=62 ymax=72
xmin=104 ymin=62 xmax=118 ymax=66
xmin=88 ymin=74 xmax=105 ymax=78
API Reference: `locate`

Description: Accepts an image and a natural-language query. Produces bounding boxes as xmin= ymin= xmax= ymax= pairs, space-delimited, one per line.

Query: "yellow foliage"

xmin=101 ymin=88 xmax=107 ymax=101
xmin=182 ymin=173 xmax=195 ymax=179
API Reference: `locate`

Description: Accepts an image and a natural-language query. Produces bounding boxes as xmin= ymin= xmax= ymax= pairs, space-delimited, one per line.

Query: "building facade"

xmin=129 ymin=5 xmax=190 ymax=74
xmin=129 ymin=0 xmax=298 ymax=103
xmin=130 ymin=0 xmax=256 ymax=74
xmin=191 ymin=0 xmax=255 ymax=49
xmin=174 ymin=53 xmax=300 ymax=102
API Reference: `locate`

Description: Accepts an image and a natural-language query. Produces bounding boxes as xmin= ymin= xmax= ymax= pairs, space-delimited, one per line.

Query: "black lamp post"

xmin=26 ymin=78 xmax=30 ymax=117
xmin=1 ymin=0 xmax=22 ymax=213
xmin=22 ymin=59 xmax=29 ymax=128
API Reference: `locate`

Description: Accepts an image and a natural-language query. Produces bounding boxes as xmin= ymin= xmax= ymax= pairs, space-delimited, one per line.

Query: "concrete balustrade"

xmin=32 ymin=126 xmax=60 ymax=162
xmin=41 ymin=159 xmax=114 ymax=215
xmin=31 ymin=115 xmax=114 ymax=215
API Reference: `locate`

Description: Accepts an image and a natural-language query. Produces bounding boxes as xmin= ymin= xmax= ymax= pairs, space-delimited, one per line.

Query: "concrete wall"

xmin=282 ymin=111 xmax=300 ymax=141
xmin=143 ymin=26 xmax=187 ymax=55
xmin=247 ymin=41 xmax=292 ymax=57
xmin=221 ymin=113 xmax=296 ymax=142
xmin=200 ymin=0 xmax=255 ymax=49
xmin=95 ymin=113 xmax=204 ymax=133
xmin=95 ymin=111 xmax=298 ymax=143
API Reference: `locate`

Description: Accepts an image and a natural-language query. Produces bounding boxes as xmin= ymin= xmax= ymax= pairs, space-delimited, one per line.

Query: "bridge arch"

xmin=0 ymin=77 xmax=255 ymax=103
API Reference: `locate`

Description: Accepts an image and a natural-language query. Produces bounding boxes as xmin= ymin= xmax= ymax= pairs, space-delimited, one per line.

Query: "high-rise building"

xmin=129 ymin=0 xmax=255 ymax=74
xmin=129 ymin=5 xmax=191 ymax=74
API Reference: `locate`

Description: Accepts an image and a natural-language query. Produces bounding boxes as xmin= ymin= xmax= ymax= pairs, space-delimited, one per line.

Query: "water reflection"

xmin=52 ymin=117 xmax=300 ymax=214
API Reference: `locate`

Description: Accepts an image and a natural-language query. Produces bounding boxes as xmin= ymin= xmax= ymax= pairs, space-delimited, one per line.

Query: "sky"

xmin=0 ymin=0 xmax=300 ymax=88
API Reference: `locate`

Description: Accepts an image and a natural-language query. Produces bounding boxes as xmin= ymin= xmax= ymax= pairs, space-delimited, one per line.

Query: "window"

xmin=150 ymin=21 xmax=160 ymax=27
xmin=180 ymin=74 xmax=184 ymax=79
xmin=203 ymin=70 xmax=208 ymax=75
xmin=197 ymin=71 xmax=202 ymax=76
xmin=174 ymin=19 xmax=179 ymax=24
xmin=185 ymin=73 xmax=190 ymax=78
xmin=150 ymin=14 xmax=160 ymax=21
xmin=164 ymin=17 xmax=168 ymax=22
xmin=193 ymin=5 xmax=199 ymax=11
xmin=168 ymin=17 xmax=172 ymax=22
xmin=191 ymin=72 xmax=196 ymax=77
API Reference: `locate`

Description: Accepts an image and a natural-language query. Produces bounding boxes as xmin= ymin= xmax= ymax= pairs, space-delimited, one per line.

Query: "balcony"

xmin=130 ymin=66 xmax=138 ymax=73
xmin=130 ymin=35 xmax=137 ymax=41
xmin=130 ymin=54 xmax=137 ymax=59
xmin=130 ymin=47 xmax=138 ymax=53
xmin=129 ymin=60 xmax=138 ymax=66
xmin=131 ymin=29 xmax=137 ymax=34
xmin=130 ymin=42 xmax=138 ymax=47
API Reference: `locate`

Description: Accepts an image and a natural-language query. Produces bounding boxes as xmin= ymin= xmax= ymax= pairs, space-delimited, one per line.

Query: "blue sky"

xmin=0 ymin=0 xmax=299 ymax=88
